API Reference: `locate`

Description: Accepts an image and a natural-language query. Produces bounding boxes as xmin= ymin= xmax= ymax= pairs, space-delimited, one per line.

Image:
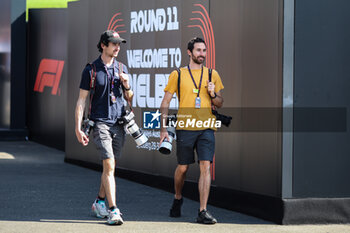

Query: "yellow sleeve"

xmin=212 ymin=69 xmax=224 ymax=92
xmin=164 ymin=70 xmax=179 ymax=94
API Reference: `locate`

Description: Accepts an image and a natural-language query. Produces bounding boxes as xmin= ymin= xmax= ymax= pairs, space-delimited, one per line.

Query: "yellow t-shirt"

xmin=164 ymin=66 xmax=224 ymax=130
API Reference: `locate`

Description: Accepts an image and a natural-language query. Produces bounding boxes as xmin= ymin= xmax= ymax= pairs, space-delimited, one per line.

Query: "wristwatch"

xmin=210 ymin=92 xmax=217 ymax=99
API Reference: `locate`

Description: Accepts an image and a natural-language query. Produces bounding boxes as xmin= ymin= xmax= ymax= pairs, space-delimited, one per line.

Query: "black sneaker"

xmin=169 ymin=198 xmax=183 ymax=217
xmin=196 ymin=209 xmax=217 ymax=224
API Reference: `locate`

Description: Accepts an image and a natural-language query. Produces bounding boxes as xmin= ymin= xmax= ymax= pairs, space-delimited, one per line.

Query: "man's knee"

xmin=199 ymin=161 xmax=211 ymax=175
xmin=176 ymin=164 xmax=189 ymax=174
xmin=102 ymin=158 xmax=115 ymax=175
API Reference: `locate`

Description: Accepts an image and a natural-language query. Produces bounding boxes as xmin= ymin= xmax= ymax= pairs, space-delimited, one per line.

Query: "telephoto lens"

xmin=159 ymin=115 xmax=176 ymax=154
xmin=122 ymin=111 xmax=148 ymax=146
xmin=159 ymin=126 xmax=175 ymax=154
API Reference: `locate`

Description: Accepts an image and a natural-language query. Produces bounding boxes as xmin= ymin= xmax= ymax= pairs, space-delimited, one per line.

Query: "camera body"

xmin=212 ymin=110 xmax=232 ymax=127
xmin=159 ymin=115 xmax=177 ymax=154
xmin=82 ymin=119 xmax=95 ymax=137
xmin=122 ymin=110 xmax=148 ymax=146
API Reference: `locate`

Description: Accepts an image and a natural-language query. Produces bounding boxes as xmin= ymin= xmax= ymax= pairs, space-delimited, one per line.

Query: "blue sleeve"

xmin=79 ymin=66 xmax=91 ymax=91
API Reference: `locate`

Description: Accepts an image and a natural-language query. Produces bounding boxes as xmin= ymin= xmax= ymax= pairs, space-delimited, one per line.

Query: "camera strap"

xmin=119 ymin=62 xmax=133 ymax=112
xmin=176 ymin=68 xmax=181 ymax=102
xmin=208 ymin=68 xmax=212 ymax=82
xmin=208 ymin=68 xmax=217 ymax=111
xmin=85 ymin=61 xmax=133 ymax=125
xmin=85 ymin=63 xmax=97 ymax=120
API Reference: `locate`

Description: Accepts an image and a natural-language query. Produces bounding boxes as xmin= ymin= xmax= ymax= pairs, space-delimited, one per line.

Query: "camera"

xmin=212 ymin=110 xmax=232 ymax=127
xmin=82 ymin=119 xmax=95 ymax=137
xmin=122 ymin=110 xmax=148 ymax=146
xmin=159 ymin=115 xmax=176 ymax=155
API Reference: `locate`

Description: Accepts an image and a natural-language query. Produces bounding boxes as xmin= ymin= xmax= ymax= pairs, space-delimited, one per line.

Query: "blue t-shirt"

xmin=79 ymin=56 xmax=128 ymax=125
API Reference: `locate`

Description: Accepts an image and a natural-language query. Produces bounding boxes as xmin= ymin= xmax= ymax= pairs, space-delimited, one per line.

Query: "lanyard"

xmin=187 ymin=65 xmax=203 ymax=97
xmin=104 ymin=62 xmax=117 ymax=89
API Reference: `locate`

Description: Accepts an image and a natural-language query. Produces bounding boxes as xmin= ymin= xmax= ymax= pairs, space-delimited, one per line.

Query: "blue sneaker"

xmin=92 ymin=200 xmax=109 ymax=218
xmin=107 ymin=208 xmax=124 ymax=225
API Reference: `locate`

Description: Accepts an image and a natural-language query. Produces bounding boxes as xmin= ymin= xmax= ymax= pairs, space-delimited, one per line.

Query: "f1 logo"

xmin=33 ymin=59 xmax=64 ymax=95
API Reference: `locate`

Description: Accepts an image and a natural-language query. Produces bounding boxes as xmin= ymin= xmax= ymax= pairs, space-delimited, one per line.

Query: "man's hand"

xmin=207 ymin=80 xmax=215 ymax=97
xmin=75 ymin=89 xmax=89 ymax=146
xmin=120 ymin=73 xmax=130 ymax=89
xmin=75 ymin=128 xmax=89 ymax=146
xmin=160 ymin=129 xmax=170 ymax=144
xmin=160 ymin=91 xmax=173 ymax=144
xmin=120 ymin=73 xmax=133 ymax=101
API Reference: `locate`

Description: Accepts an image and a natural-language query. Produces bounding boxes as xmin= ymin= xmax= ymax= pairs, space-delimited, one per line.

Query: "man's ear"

xmin=187 ymin=49 xmax=191 ymax=57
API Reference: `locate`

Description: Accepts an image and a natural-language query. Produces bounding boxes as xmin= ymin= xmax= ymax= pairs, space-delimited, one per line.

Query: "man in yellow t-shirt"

xmin=159 ymin=37 xmax=224 ymax=224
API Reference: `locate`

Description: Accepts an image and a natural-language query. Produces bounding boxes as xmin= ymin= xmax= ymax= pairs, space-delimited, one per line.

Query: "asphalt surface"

xmin=0 ymin=141 xmax=349 ymax=233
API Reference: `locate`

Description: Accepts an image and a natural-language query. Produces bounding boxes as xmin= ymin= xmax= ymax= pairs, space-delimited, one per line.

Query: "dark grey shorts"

xmin=92 ymin=122 xmax=126 ymax=160
xmin=175 ymin=129 xmax=215 ymax=165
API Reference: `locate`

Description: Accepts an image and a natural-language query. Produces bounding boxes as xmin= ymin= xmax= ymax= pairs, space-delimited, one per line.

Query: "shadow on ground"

xmin=0 ymin=141 xmax=269 ymax=226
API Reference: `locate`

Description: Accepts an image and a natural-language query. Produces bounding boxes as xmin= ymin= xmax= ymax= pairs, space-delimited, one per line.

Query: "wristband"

xmin=123 ymin=86 xmax=131 ymax=91
xmin=210 ymin=92 xmax=217 ymax=99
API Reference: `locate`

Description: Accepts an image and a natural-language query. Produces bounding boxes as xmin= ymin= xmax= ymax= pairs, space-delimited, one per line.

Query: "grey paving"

xmin=0 ymin=141 xmax=349 ymax=233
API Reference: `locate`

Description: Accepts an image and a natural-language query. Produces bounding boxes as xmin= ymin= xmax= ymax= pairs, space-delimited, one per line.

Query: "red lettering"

xmin=34 ymin=59 xmax=64 ymax=95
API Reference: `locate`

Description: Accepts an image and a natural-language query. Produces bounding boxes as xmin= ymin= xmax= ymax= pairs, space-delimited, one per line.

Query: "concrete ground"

xmin=0 ymin=141 xmax=349 ymax=233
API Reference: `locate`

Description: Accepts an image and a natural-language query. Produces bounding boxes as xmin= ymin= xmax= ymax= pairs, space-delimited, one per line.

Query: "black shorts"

xmin=175 ymin=129 xmax=215 ymax=165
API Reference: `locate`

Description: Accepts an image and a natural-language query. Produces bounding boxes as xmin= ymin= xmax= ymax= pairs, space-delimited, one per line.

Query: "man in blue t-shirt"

xmin=75 ymin=30 xmax=133 ymax=225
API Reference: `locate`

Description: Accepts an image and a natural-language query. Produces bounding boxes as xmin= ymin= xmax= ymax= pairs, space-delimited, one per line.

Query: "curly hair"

xmin=187 ymin=37 xmax=206 ymax=53
xmin=97 ymin=39 xmax=109 ymax=53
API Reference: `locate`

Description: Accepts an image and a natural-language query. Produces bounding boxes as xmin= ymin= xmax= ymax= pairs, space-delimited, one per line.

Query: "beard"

xmin=192 ymin=55 xmax=205 ymax=64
